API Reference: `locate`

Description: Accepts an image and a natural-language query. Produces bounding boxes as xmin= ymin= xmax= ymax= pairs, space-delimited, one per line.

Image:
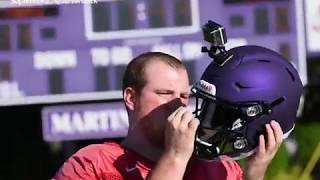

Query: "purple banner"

xmin=42 ymin=102 xmax=128 ymax=141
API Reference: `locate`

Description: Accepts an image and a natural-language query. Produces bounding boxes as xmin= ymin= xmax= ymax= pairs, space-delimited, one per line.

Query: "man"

xmin=54 ymin=52 xmax=283 ymax=180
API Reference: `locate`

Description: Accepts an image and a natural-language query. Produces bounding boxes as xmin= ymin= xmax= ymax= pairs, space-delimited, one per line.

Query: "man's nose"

xmin=176 ymin=94 xmax=188 ymax=106
xmin=168 ymin=98 xmax=185 ymax=110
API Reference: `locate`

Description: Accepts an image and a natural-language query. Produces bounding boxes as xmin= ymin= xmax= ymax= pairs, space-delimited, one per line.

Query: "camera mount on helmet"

xmin=201 ymin=20 xmax=233 ymax=66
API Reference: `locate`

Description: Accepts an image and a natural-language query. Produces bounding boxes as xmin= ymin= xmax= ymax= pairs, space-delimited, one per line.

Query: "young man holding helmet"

xmin=54 ymin=22 xmax=303 ymax=180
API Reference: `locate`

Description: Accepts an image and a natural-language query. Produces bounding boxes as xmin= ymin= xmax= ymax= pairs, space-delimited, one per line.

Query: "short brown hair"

xmin=122 ymin=52 xmax=186 ymax=93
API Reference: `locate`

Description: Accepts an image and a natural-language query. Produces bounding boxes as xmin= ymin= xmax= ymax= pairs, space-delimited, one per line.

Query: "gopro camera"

xmin=201 ymin=20 xmax=233 ymax=66
xmin=202 ymin=20 xmax=227 ymax=47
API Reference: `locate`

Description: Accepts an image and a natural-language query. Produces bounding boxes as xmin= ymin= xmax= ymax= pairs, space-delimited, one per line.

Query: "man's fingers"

xmin=258 ymin=134 xmax=266 ymax=155
xmin=180 ymin=109 xmax=194 ymax=126
xmin=168 ymin=106 xmax=184 ymax=121
xmin=270 ymin=120 xmax=283 ymax=144
xmin=265 ymin=123 xmax=276 ymax=150
xmin=168 ymin=107 xmax=196 ymax=128
xmin=188 ymin=118 xmax=200 ymax=131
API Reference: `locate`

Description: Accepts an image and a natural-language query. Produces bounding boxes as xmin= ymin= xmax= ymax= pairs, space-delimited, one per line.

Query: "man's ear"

xmin=123 ymin=87 xmax=136 ymax=111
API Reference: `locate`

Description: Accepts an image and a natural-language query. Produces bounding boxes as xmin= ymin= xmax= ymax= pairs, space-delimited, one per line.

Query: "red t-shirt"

xmin=53 ymin=142 xmax=243 ymax=180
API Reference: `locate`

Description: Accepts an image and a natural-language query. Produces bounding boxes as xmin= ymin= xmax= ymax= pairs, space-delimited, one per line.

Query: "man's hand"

xmin=164 ymin=106 xmax=200 ymax=160
xmin=147 ymin=107 xmax=199 ymax=180
xmin=244 ymin=120 xmax=284 ymax=180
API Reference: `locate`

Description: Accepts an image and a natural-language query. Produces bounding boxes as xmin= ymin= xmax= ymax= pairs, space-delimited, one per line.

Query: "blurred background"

xmin=0 ymin=0 xmax=319 ymax=179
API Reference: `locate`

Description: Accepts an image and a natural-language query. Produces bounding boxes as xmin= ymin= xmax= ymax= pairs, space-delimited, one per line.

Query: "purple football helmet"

xmin=192 ymin=45 xmax=303 ymax=160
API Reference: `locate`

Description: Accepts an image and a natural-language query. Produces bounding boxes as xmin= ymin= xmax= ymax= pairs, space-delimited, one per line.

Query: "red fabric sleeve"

xmin=220 ymin=157 xmax=243 ymax=180
xmin=53 ymin=145 xmax=123 ymax=180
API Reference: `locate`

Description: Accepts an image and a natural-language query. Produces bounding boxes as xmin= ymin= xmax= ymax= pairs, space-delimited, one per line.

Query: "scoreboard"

xmin=0 ymin=0 xmax=307 ymax=105
xmin=0 ymin=0 xmax=307 ymax=140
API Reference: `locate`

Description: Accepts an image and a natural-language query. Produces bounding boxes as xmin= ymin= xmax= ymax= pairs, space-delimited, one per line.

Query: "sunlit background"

xmin=0 ymin=0 xmax=319 ymax=179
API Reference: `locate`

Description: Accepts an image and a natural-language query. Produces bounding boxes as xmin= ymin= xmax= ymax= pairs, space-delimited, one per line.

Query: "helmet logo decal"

xmin=194 ymin=80 xmax=216 ymax=96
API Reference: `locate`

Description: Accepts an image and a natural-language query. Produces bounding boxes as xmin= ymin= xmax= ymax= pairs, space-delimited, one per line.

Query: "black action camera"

xmin=201 ymin=20 xmax=233 ymax=66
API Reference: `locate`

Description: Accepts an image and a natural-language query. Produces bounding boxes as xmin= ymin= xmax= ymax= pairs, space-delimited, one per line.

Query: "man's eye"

xmin=157 ymin=92 xmax=172 ymax=95
xmin=156 ymin=90 xmax=174 ymax=96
